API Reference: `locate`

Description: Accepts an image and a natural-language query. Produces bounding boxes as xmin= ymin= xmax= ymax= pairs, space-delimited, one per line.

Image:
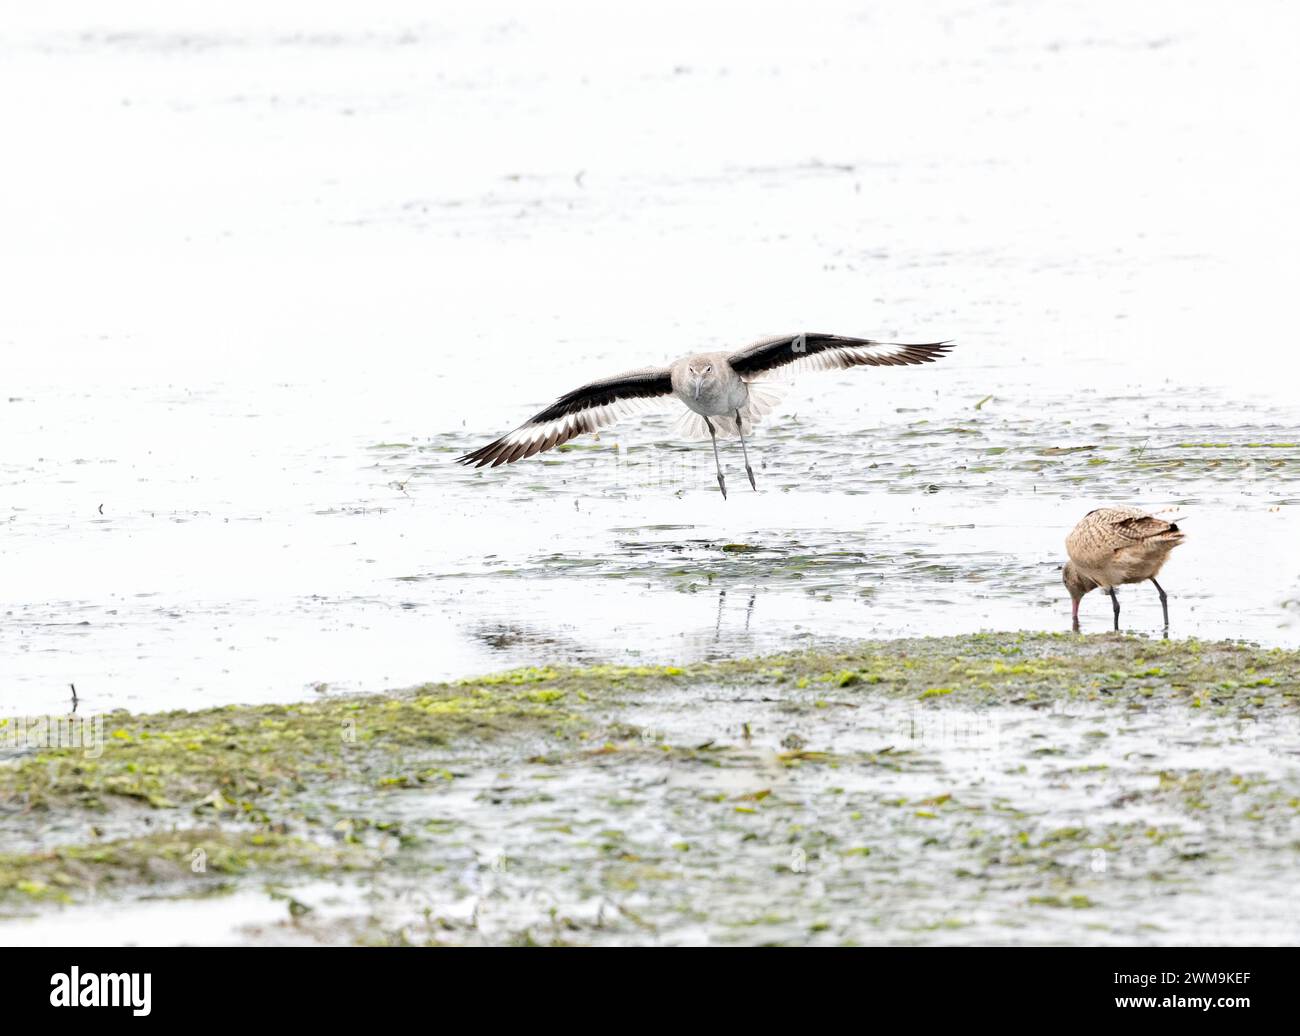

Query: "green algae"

xmin=0 ymin=830 xmax=372 ymax=905
xmin=0 ymin=679 xmax=595 ymax=815
xmin=5 ymin=632 xmax=1295 ymax=822
xmin=3 ymin=631 xmax=1299 ymax=942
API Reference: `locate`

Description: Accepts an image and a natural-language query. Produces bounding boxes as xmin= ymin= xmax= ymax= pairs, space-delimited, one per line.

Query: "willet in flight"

xmin=1063 ymin=507 xmax=1185 ymax=631
xmin=457 ymin=333 xmax=955 ymax=497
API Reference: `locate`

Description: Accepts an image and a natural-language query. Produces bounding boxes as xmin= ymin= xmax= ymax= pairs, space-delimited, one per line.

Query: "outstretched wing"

xmin=457 ymin=367 xmax=675 ymax=468
xmin=728 ymin=334 xmax=955 ymax=379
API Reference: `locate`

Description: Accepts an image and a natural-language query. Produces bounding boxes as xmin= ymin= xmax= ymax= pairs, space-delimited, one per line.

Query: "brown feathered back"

xmin=1065 ymin=507 xmax=1185 ymax=590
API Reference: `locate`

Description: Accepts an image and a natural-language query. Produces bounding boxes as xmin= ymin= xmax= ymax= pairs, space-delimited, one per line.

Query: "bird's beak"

xmin=692 ymin=380 xmax=701 ymax=400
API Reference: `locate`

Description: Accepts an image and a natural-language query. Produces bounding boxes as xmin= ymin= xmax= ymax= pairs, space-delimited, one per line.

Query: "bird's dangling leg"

xmin=735 ymin=410 xmax=757 ymax=491
xmin=704 ymin=417 xmax=726 ymax=499
xmin=1107 ymin=587 xmax=1120 ymax=631
xmin=1150 ymin=577 xmax=1169 ymax=628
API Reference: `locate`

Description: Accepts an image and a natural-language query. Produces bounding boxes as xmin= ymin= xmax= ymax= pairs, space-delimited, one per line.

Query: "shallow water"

xmin=2 ymin=7 xmax=1299 ymax=706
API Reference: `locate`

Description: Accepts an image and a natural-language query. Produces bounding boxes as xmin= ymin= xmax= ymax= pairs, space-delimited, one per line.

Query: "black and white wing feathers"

xmin=728 ymin=334 xmax=954 ymax=380
xmin=457 ymin=367 xmax=674 ymax=467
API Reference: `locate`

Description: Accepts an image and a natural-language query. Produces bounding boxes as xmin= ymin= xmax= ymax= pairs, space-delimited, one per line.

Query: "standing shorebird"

xmin=1063 ymin=507 xmax=1185 ymax=631
xmin=456 ymin=334 xmax=955 ymax=497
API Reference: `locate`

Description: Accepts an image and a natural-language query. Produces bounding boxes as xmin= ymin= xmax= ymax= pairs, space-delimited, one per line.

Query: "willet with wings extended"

xmin=1064 ymin=507 xmax=1185 ymax=631
xmin=457 ymin=334 xmax=955 ymax=497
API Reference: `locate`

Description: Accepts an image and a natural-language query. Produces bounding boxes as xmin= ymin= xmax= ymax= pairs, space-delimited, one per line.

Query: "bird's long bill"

xmin=692 ymin=381 xmax=701 ymax=400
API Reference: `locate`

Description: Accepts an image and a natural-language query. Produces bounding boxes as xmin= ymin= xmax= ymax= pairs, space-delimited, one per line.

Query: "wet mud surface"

xmin=4 ymin=633 xmax=1298 ymax=945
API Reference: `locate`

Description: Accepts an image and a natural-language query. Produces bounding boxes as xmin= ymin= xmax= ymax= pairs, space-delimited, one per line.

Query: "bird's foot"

xmin=717 ymin=473 xmax=727 ymax=499
xmin=745 ymin=464 xmax=757 ymax=491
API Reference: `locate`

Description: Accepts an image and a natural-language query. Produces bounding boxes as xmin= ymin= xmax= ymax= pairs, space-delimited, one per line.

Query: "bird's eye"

xmin=704 ymin=365 xmax=711 ymax=373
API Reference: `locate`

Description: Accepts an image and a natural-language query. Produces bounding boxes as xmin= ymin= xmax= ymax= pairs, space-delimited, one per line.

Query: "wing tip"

xmin=457 ymin=424 xmax=570 ymax=469
xmin=880 ymin=339 xmax=957 ymax=365
xmin=456 ymin=441 xmax=505 ymax=468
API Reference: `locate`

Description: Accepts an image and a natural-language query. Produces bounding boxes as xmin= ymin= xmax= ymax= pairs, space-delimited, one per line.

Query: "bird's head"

xmin=1062 ymin=562 xmax=1098 ymax=617
xmin=685 ymin=359 xmax=716 ymax=400
xmin=1062 ymin=562 xmax=1097 ymax=601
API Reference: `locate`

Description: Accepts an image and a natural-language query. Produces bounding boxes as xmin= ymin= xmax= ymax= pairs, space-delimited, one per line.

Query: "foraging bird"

xmin=1063 ymin=507 xmax=1185 ymax=631
xmin=456 ymin=334 xmax=955 ymax=497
